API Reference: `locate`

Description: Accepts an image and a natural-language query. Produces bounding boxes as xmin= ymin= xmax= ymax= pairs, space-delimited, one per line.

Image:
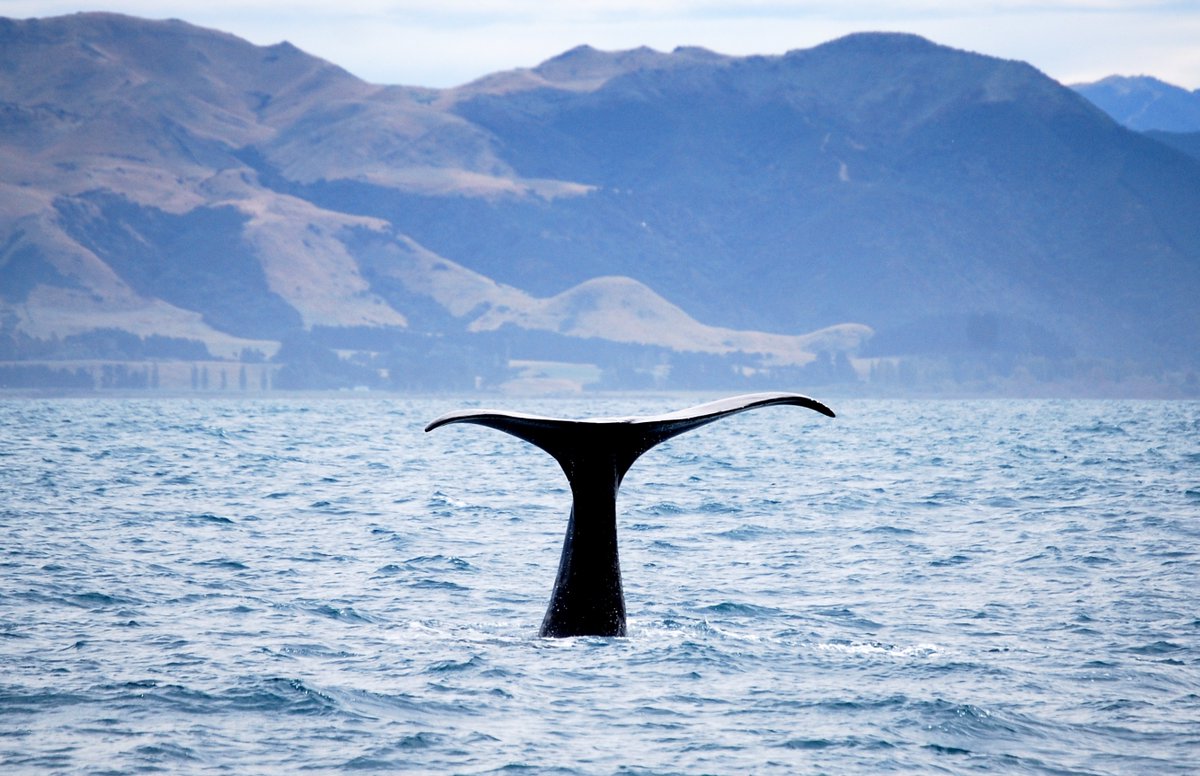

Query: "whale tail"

xmin=425 ymin=392 xmax=835 ymax=637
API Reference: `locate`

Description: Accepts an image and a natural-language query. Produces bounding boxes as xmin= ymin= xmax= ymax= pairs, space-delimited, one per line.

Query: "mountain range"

xmin=1073 ymin=75 xmax=1200 ymax=133
xmin=1072 ymin=75 xmax=1200 ymax=170
xmin=3 ymin=13 xmax=1199 ymax=394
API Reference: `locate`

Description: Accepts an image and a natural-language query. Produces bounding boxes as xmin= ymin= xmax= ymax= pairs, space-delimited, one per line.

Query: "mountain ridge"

xmin=3 ymin=13 xmax=1199 ymax=393
xmin=1073 ymin=74 xmax=1200 ymax=132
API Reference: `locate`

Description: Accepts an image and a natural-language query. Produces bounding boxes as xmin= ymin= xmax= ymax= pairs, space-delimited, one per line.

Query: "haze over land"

xmin=2 ymin=13 xmax=1199 ymax=395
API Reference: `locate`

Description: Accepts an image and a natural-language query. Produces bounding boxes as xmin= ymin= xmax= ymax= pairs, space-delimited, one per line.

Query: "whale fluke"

xmin=425 ymin=392 xmax=834 ymax=637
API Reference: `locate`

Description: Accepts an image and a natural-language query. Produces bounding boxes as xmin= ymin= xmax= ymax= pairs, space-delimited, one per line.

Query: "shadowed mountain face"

xmin=3 ymin=14 xmax=1200 ymax=388
xmin=313 ymin=34 xmax=1200 ymax=364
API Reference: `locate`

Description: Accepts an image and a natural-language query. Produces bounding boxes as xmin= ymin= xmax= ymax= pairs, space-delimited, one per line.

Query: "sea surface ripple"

xmin=1 ymin=397 xmax=1198 ymax=774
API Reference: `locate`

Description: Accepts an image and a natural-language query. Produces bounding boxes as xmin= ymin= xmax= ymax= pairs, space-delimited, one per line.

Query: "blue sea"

xmin=1 ymin=396 xmax=1198 ymax=774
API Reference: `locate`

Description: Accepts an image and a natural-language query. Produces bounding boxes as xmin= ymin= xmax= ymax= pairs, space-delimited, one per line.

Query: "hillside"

xmin=3 ymin=14 xmax=1199 ymax=394
xmin=1145 ymin=130 xmax=1200 ymax=162
xmin=1073 ymin=75 xmax=1200 ymax=132
xmin=305 ymin=33 xmax=1200 ymax=367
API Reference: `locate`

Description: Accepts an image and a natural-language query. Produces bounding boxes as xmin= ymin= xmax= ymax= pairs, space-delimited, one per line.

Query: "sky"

xmin=4 ymin=1 xmax=1199 ymax=90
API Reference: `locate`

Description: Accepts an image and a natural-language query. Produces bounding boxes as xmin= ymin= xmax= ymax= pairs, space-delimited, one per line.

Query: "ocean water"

xmin=1 ymin=396 xmax=1198 ymax=774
